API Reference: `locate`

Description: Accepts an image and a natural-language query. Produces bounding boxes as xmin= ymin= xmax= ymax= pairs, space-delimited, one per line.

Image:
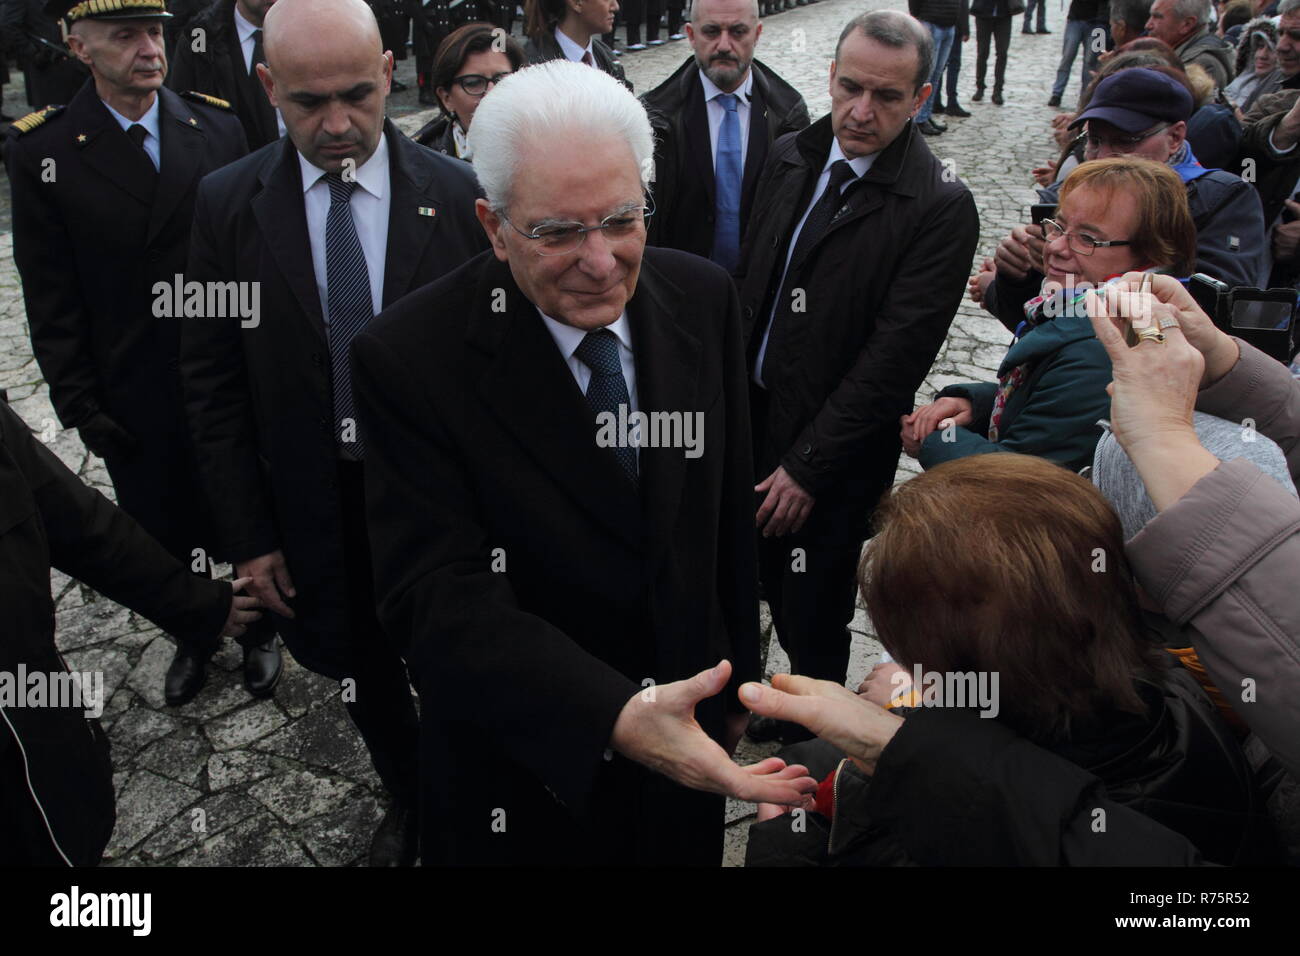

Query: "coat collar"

xmin=464 ymin=251 xmax=699 ymax=560
xmin=790 ymin=112 xmax=922 ymax=198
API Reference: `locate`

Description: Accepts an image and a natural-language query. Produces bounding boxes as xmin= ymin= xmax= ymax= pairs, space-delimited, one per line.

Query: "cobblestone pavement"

xmin=0 ymin=0 xmax=1067 ymax=866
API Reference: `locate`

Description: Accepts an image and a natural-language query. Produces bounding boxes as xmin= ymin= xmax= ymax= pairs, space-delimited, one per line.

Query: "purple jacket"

xmin=1126 ymin=339 xmax=1300 ymax=779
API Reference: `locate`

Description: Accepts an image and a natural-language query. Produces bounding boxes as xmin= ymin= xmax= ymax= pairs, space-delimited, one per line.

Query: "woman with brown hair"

xmin=521 ymin=0 xmax=632 ymax=91
xmin=742 ymin=453 xmax=1272 ymax=866
xmin=902 ymin=157 xmax=1195 ymax=473
xmin=411 ymin=22 xmax=527 ymax=159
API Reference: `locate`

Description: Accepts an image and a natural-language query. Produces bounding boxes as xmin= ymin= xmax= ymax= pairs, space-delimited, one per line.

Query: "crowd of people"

xmin=1 ymin=0 xmax=1298 ymax=870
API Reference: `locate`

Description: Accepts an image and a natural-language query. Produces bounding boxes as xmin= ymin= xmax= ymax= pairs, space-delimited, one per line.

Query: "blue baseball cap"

xmin=1068 ymin=68 xmax=1194 ymax=133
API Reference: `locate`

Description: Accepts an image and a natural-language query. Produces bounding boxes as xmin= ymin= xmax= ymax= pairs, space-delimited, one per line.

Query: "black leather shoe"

xmin=992 ymin=90 xmax=1004 ymax=105
xmin=932 ymin=101 xmax=946 ymax=115
xmin=972 ymin=87 xmax=984 ymax=102
xmin=917 ymin=119 xmax=944 ymax=136
xmin=369 ymin=805 xmax=419 ymax=866
xmin=243 ymin=639 xmax=282 ymax=698
xmin=946 ymin=101 xmax=972 ymax=117
xmin=929 ymin=116 xmax=947 ymax=131
xmin=1037 ymin=27 xmax=1052 ymax=33
xmin=164 ymin=644 xmax=211 ymax=706
xmin=1048 ymin=93 xmax=1061 ymax=106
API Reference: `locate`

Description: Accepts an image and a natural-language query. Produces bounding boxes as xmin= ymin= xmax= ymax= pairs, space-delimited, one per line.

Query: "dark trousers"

xmin=750 ymin=386 xmax=870 ymax=685
xmin=624 ymin=0 xmax=646 ymax=44
xmin=337 ymin=459 xmax=420 ymax=808
xmin=944 ymin=32 xmax=962 ymax=103
xmin=1023 ymin=0 xmax=1046 ymax=30
xmin=645 ymin=0 xmax=662 ymax=42
xmin=975 ymin=15 xmax=1013 ymax=94
xmin=667 ymin=0 xmax=684 ymax=35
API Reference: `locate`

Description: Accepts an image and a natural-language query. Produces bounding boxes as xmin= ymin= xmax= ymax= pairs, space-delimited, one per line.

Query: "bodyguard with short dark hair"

xmin=737 ymin=10 xmax=978 ymax=742
xmin=5 ymin=0 xmax=252 ymax=708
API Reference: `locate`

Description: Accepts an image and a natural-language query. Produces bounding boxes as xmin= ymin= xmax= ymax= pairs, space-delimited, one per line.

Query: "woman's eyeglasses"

xmin=452 ymin=72 xmax=511 ymax=96
xmin=1040 ymin=219 xmax=1133 ymax=256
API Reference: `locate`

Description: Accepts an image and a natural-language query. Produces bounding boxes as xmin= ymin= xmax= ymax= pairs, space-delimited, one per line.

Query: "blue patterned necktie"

xmin=574 ymin=329 xmax=638 ymax=488
xmin=324 ymin=173 xmax=373 ymax=459
xmin=713 ymin=92 xmax=743 ymax=273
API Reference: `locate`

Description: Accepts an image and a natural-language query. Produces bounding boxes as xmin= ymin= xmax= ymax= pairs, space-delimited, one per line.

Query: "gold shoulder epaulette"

xmin=181 ymin=91 xmax=234 ymax=111
xmin=9 ymin=105 xmax=65 ymax=136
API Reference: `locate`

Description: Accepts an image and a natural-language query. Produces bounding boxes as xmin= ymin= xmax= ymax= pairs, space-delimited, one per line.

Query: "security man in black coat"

xmin=736 ymin=11 xmax=978 ymax=742
xmin=167 ymin=0 xmax=283 ymax=150
xmin=0 ymin=398 xmax=256 ymax=866
xmin=0 ymin=0 xmax=89 ymax=109
xmin=179 ymin=0 xmax=488 ymax=865
xmin=642 ymin=0 xmax=809 ymax=268
xmin=5 ymin=0 xmax=266 ymax=708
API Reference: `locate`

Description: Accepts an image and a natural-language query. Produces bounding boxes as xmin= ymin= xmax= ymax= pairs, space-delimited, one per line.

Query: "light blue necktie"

xmin=324 ymin=173 xmax=373 ymax=459
xmin=713 ymin=92 xmax=743 ymax=274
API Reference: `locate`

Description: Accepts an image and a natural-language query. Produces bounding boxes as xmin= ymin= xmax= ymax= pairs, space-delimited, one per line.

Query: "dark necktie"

xmin=712 ymin=92 xmax=742 ymax=274
xmin=760 ymin=160 xmax=857 ymax=383
xmin=250 ymin=28 xmax=265 ymax=73
xmin=324 ymin=173 xmax=373 ymax=459
xmin=574 ymin=329 xmax=638 ymax=488
xmin=581 ymin=50 xmax=594 ymax=66
xmin=126 ymin=123 xmax=157 ymax=177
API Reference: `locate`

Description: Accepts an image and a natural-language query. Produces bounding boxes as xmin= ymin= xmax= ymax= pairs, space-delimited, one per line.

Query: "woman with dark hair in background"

xmin=412 ymin=22 xmax=525 ymax=159
xmin=522 ymin=0 xmax=631 ymax=90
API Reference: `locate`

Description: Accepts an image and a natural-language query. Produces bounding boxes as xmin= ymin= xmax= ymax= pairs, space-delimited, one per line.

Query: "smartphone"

xmin=1030 ymin=203 xmax=1057 ymax=227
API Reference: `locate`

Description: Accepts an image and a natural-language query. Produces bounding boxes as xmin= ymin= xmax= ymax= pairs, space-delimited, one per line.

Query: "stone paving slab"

xmin=0 ymin=0 xmax=1066 ymax=866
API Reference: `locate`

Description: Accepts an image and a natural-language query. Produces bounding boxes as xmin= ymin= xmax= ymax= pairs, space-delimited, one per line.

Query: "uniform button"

xmin=801 ymin=443 xmax=812 ymax=456
xmin=602 ymin=748 xmax=614 ymax=762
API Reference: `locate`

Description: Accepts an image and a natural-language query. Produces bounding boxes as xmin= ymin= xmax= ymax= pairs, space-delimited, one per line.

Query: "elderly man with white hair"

xmin=352 ymin=59 xmax=817 ymax=866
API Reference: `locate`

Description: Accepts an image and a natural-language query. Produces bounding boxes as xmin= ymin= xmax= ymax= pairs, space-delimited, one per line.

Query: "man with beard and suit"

xmin=180 ymin=0 xmax=487 ymax=865
xmin=350 ymin=59 xmax=818 ymax=866
xmin=5 ymin=0 xmax=261 ymax=708
xmin=168 ymin=0 xmax=285 ymax=150
xmin=641 ymin=0 xmax=808 ymax=272
xmin=736 ymin=10 xmax=978 ymax=744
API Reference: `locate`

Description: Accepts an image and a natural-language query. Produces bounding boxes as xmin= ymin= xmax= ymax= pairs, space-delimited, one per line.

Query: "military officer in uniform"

xmin=4 ymin=0 xmax=276 ymax=708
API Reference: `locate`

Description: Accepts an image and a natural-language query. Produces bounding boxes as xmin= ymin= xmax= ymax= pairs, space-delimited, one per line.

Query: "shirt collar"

xmin=537 ymin=308 xmax=633 ymax=362
xmin=298 ymin=131 xmax=390 ymax=201
xmin=233 ymin=3 xmax=259 ymax=44
xmin=554 ymin=25 xmax=594 ymax=63
xmin=101 ymin=94 xmax=161 ymax=142
xmin=825 ymin=137 xmax=875 ymax=180
xmin=699 ymin=67 xmax=753 ymax=105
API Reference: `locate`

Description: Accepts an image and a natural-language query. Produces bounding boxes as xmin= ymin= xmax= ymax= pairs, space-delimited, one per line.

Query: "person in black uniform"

xmin=167 ymin=0 xmax=284 ymax=150
xmin=0 ymin=0 xmax=90 ymax=109
xmin=0 ymin=398 xmax=258 ymax=866
xmin=4 ymin=0 xmax=273 ymax=710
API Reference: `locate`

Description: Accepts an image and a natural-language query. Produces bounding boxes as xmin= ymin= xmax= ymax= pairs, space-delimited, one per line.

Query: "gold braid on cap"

xmin=66 ymin=0 xmax=169 ymax=20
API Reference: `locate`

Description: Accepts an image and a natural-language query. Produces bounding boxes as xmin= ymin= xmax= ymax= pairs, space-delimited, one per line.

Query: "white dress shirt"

xmin=103 ymin=96 xmax=161 ymax=171
xmin=299 ymin=133 xmax=391 ymax=322
xmin=233 ymin=3 xmax=287 ymax=137
xmin=753 ymin=141 xmax=877 ymax=387
xmin=538 ymin=309 xmax=639 ymax=415
xmin=700 ymin=67 xmax=753 ymax=169
xmin=555 ymin=25 xmax=595 ymax=63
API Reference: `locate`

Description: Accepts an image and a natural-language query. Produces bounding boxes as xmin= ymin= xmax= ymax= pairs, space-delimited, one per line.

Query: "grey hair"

xmin=1170 ymin=0 xmax=1211 ymax=23
xmin=1280 ymin=0 xmax=1300 ymax=16
xmin=835 ymin=10 xmax=933 ymax=91
xmin=1110 ymin=0 xmax=1153 ymax=32
xmin=468 ymin=59 xmax=654 ymax=211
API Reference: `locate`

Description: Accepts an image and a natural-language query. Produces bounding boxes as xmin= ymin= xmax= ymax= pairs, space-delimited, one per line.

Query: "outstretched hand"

xmin=611 ymin=660 xmax=819 ymax=806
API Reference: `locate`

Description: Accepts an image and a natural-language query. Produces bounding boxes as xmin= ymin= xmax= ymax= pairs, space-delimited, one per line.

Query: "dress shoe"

xmin=972 ymin=87 xmax=984 ymax=102
xmin=928 ymin=116 xmax=947 ymax=131
xmin=1022 ymin=25 xmax=1033 ymax=33
xmin=242 ymin=638 xmax=282 ymax=698
xmin=369 ymin=804 xmax=419 ymax=866
xmin=932 ymin=101 xmax=946 ymax=115
xmin=945 ymin=101 xmax=972 ymax=117
xmin=1047 ymin=93 xmax=1062 ymax=106
xmin=992 ymin=89 xmax=1004 ymax=105
xmin=626 ymin=42 xmax=647 ymax=51
xmin=648 ymin=38 xmax=665 ymax=45
xmin=1037 ymin=27 xmax=1052 ymax=34
xmin=164 ymin=644 xmax=211 ymax=706
xmin=917 ymin=118 xmax=944 ymax=136
xmin=669 ymin=32 xmax=686 ymax=39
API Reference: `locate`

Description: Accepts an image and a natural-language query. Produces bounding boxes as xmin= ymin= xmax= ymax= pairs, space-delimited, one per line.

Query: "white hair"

xmin=1171 ymin=0 xmax=1211 ymax=24
xmin=468 ymin=59 xmax=654 ymax=211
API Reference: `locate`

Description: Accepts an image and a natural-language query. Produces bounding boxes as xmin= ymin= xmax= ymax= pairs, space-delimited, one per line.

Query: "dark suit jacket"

xmin=642 ymin=57 xmax=810 ymax=262
xmin=180 ymin=123 xmax=488 ymax=678
xmin=351 ymin=246 xmax=761 ymax=864
xmin=523 ymin=29 xmax=631 ymax=91
xmin=737 ymin=115 xmax=979 ymax=515
xmin=167 ymin=0 xmax=281 ymax=150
